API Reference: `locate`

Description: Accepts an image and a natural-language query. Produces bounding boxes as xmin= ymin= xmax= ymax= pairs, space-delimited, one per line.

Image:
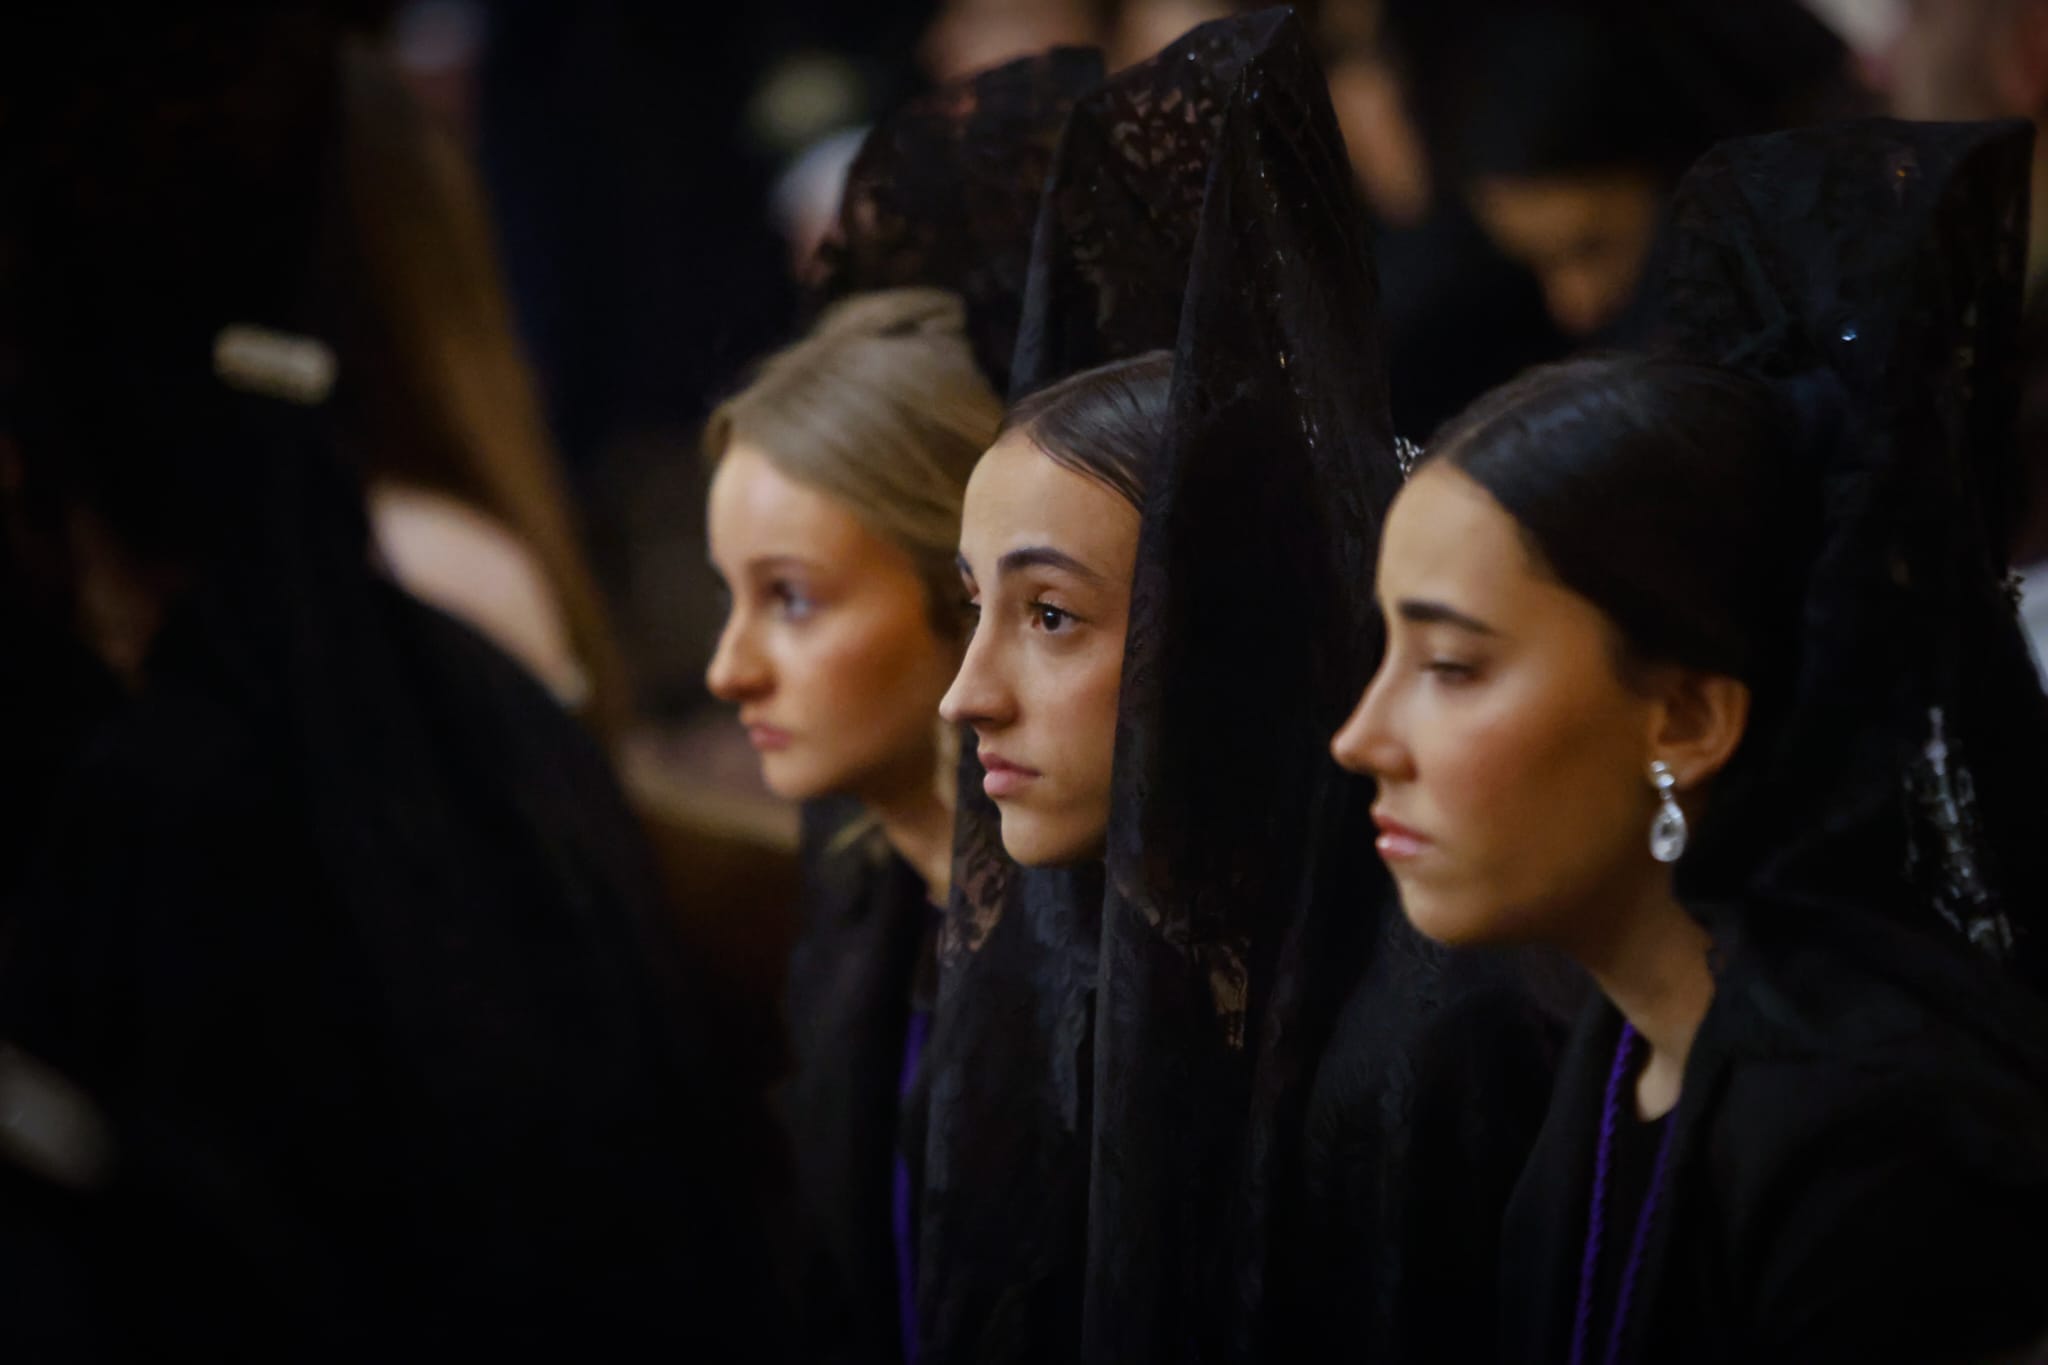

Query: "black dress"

xmin=1500 ymin=910 xmax=2048 ymax=1364
xmin=779 ymin=802 xmax=936 ymax=1365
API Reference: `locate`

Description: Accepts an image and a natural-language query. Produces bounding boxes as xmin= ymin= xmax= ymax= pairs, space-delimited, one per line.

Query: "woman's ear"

xmin=1644 ymin=668 xmax=1751 ymax=794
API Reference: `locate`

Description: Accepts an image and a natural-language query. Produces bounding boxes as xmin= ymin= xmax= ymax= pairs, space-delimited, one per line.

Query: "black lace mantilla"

xmin=921 ymin=10 xmax=1414 ymax=1361
xmin=1652 ymin=117 xmax=2048 ymax=990
xmin=1009 ymin=13 xmax=1287 ymax=398
xmin=812 ymin=48 xmax=1103 ymax=394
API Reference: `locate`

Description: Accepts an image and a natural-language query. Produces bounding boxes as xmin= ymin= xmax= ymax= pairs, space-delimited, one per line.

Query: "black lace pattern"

xmin=813 ymin=48 xmax=1104 ymax=394
xmin=920 ymin=11 xmax=1430 ymax=1361
xmin=1651 ymin=118 xmax=2048 ymax=990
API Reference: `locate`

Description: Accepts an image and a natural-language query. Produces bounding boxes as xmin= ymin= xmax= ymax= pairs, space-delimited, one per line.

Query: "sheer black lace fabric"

xmin=918 ymin=19 xmax=1276 ymax=1358
xmin=917 ymin=10 xmax=1524 ymax=1362
xmin=812 ymin=48 xmax=1104 ymax=394
xmin=1008 ymin=16 xmax=1285 ymax=397
xmin=1650 ymin=118 xmax=2048 ymax=995
xmin=1089 ymin=16 xmax=1405 ymax=1358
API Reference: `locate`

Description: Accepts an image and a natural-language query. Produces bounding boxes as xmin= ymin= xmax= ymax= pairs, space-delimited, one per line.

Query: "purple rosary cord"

xmin=1568 ymin=1022 xmax=1680 ymax=1365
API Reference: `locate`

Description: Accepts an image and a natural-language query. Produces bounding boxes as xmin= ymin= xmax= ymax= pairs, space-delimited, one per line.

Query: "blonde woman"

xmin=704 ymin=287 xmax=999 ymax=1365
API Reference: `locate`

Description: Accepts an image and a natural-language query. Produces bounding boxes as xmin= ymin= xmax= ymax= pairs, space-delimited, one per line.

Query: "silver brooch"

xmin=1394 ymin=436 xmax=1422 ymax=478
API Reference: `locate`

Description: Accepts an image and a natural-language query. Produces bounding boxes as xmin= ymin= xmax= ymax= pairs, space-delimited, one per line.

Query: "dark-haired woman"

xmin=943 ymin=347 xmax=1560 ymax=1360
xmin=1421 ymin=0 xmax=1858 ymax=339
xmin=940 ymin=353 xmax=1172 ymax=866
xmin=1336 ymin=335 xmax=2048 ymax=1360
xmin=924 ymin=17 xmax=1564 ymax=1358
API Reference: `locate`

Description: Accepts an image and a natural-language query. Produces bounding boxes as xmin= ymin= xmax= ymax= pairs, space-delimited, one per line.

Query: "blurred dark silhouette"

xmin=1387 ymin=0 xmax=1860 ymax=340
xmin=0 ymin=6 xmax=791 ymax=1358
xmin=1310 ymin=0 xmax=1570 ymax=438
xmin=1883 ymin=0 xmax=2048 ymax=659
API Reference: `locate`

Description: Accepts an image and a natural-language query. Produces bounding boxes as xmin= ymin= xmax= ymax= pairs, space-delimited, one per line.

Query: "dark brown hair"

xmin=1431 ymin=353 xmax=1821 ymax=683
xmin=1001 ymin=350 xmax=1174 ymax=509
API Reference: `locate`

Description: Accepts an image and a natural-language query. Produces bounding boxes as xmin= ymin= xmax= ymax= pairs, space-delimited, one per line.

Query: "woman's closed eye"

xmin=1423 ymin=657 xmax=1479 ymax=682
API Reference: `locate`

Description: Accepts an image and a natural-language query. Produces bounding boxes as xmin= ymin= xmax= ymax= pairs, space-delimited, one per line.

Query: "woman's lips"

xmin=979 ymin=750 xmax=1041 ymax=799
xmin=744 ymin=722 xmax=793 ymax=752
xmin=1372 ymin=810 xmax=1431 ymax=862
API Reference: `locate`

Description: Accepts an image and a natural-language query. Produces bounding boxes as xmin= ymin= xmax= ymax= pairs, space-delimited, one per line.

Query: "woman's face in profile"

xmin=942 ymin=431 xmax=1140 ymax=866
xmin=1330 ymin=462 xmax=1667 ymax=950
xmin=706 ymin=441 xmax=960 ymax=807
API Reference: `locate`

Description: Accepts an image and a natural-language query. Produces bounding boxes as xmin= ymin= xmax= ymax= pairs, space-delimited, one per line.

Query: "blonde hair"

xmin=704 ymin=288 xmax=1002 ymax=629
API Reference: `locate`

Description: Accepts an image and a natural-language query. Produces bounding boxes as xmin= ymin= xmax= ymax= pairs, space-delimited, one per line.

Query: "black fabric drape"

xmin=814 ymin=47 xmax=1105 ymax=395
xmin=1649 ymin=118 xmax=2048 ymax=992
xmin=0 ymin=9 xmax=787 ymax=1358
xmin=777 ymin=803 xmax=933 ymax=1365
xmin=922 ymin=10 xmax=1560 ymax=1361
xmin=917 ymin=21 xmax=1277 ymax=1360
xmin=786 ymin=48 xmax=1111 ymax=1364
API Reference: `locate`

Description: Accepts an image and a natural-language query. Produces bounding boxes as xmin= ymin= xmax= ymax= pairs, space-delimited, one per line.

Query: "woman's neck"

xmin=1573 ymin=882 xmax=1716 ymax=1122
xmin=867 ymin=781 xmax=953 ymax=905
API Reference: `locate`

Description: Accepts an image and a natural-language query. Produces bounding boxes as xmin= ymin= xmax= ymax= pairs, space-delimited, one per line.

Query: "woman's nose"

xmin=1330 ymin=663 xmax=1410 ymax=782
xmin=706 ymin=614 xmax=771 ymax=703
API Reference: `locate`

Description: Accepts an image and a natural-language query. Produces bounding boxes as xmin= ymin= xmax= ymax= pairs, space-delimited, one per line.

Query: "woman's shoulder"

xmin=1708 ymin=924 xmax=2048 ymax=1161
xmin=1699 ymin=929 xmax=2048 ymax=1350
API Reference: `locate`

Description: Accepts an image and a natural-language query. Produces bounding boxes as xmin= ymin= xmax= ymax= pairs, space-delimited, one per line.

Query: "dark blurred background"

xmin=385 ymin=0 xmax=1916 ymax=718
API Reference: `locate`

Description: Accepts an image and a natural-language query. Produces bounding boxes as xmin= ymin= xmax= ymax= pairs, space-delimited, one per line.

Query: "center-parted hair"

xmin=1000 ymin=350 xmax=1175 ymax=510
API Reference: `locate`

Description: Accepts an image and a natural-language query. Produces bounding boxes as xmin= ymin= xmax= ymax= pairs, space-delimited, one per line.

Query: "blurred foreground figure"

xmin=0 ymin=7 xmax=786 ymax=1360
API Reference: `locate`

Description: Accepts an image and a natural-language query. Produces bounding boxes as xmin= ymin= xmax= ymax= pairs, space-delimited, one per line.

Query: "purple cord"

xmin=893 ymin=1009 xmax=934 ymax=1365
xmin=1567 ymin=1024 xmax=1636 ymax=1365
xmin=1568 ymin=1022 xmax=1679 ymax=1365
xmin=1606 ymin=1115 xmax=1679 ymax=1365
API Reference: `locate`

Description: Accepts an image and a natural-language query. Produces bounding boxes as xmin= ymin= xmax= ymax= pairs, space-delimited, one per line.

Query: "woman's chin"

xmin=997 ymin=809 xmax=1104 ymax=869
xmin=759 ymin=751 xmax=834 ymax=804
xmin=1393 ymin=882 xmax=1504 ymax=949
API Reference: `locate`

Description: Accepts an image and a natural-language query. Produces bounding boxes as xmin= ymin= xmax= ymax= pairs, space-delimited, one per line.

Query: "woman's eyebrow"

xmin=995 ymin=545 xmax=1104 ymax=584
xmin=1394 ymin=598 xmax=1500 ymax=636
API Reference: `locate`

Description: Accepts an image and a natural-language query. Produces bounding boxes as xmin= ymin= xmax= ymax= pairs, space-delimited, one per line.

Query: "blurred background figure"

xmin=1882 ymin=0 xmax=2048 ymax=670
xmin=921 ymin=0 xmax=1103 ymax=82
xmin=332 ymin=35 xmax=634 ymax=736
xmin=1313 ymin=0 xmax=1571 ymax=439
xmin=1424 ymin=0 xmax=1860 ymax=341
xmin=1106 ymin=0 xmax=1243 ymax=68
xmin=1809 ymin=0 xmax=1909 ymax=83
